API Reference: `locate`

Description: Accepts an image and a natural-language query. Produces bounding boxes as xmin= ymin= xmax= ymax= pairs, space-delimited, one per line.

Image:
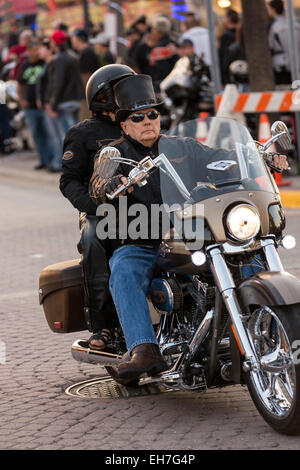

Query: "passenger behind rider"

xmin=89 ymin=74 xmax=289 ymax=383
xmin=59 ymin=64 xmax=136 ymax=350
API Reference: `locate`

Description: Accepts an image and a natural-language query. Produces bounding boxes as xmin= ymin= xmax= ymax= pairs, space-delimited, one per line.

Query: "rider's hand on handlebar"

xmin=272 ymin=154 xmax=289 ymax=171
xmin=264 ymin=152 xmax=289 ymax=172
xmin=105 ymin=175 xmax=134 ymax=198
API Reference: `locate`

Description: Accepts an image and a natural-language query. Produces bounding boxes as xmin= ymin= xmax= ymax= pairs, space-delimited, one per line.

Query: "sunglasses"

xmin=127 ymin=110 xmax=160 ymax=123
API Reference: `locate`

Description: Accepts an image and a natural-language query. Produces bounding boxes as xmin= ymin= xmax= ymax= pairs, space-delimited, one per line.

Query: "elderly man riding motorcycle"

xmin=90 ymin=74 xmax=289 ymax=384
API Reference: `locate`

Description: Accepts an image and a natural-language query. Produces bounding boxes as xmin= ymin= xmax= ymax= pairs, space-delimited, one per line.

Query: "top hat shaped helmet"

xmin=114 ymin=74 xmax=164 ymax=124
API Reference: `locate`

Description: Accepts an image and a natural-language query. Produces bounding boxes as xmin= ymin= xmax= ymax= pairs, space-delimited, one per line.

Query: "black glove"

xmin=105 ymin=175 xmax=124 ymax=194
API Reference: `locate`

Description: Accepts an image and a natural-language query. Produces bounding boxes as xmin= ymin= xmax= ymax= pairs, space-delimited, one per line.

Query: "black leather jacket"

xmin=59 ymin=115 xmax=121 ymax=215
xmin=45 ymin=50 xmax=84 ymax=111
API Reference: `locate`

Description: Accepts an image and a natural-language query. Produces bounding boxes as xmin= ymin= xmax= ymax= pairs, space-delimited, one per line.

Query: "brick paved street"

xmin=1 ymin=152 xmax=300 ymax=450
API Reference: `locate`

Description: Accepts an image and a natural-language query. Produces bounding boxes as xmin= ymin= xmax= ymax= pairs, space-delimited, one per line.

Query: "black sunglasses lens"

xmin=130 ymin=111 xmax=160 ymax=122
xmin=130 ymin=113 xmax=145 ymax=122
xmin=148 ymin=111 xmax=159 ymax=120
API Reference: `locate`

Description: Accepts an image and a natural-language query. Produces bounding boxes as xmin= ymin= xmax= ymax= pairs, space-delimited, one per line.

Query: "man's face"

xmin=178 ymin=44 xmax=194 ymax=57
xmin=50 ymin=40 xmax=58 ymax=53
xmin=71 ymin=35 xmax=80 ymax=50
xmin=267 ymin=5 xmax=276 ymax=18
xmin=94 ymin=43 xmax=105 ymax=54
xmin=27 ymin=45 xmax=40 ymax=62
xmin=120 ymin=107 xmax=161 ymax=147
xmin=38 ymin=44 xmax=49 ymax=60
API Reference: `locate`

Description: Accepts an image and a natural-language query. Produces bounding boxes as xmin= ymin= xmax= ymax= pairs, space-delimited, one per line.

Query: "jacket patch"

xmin=63 ymin=150 xmax=74 ymax=161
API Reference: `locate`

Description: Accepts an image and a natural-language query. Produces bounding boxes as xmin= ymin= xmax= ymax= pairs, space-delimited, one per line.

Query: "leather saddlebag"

xmin=39 ymin=259 xmax=86 ymax=333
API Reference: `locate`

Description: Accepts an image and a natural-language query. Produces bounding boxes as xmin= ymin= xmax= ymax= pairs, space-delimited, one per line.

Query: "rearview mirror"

xmin=271 ymin=121 xmax=292 ymax=150
xmin=97 ymin=147 xmax=121 ymax=178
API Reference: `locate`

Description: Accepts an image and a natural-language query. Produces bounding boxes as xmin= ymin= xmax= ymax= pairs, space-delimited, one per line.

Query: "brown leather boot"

xmin=117 ymin=343 xmax=168 ymax=382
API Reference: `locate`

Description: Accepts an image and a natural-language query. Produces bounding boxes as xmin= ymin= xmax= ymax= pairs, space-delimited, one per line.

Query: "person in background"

xmin=44 ymin=30 xmax=84 ymax=171
xmin=36 ymin=38 xmax=62 ymax=173
xmin=5 ymin=29 xmax=33 ymax=80
xmin=71 ymin=28 xmax=100 ymax=120
xmin=0 ymin=37 xmax=12 ymax=155
xmin=52 ymin=21 xmax=72 ymax=50
xmin=0 ymin=105 xmax=12 ymax=156
xmin=218 ymin=9 xmax=240 ymax=85
xmin=0 ymin=37 xmax=4 ymax=72
xmin=17 ymin=39 xmax=54 ymax=170
xmin=267 ymin=0 xmax=300 ymax=85
xmin=71 ymin=29 xmax=99 ymax=89
xmin=134 ymin=15 xmax=178 ymax=92
xmin=131 ymin=15 xmax=149 ymax=37
xmin=124 ymin=27 xmax=143 ymax=70
xmin=177 ymin=38 xmax=195 ymax=58
xmin=91 ymin=33 xmax=115 ymax=67
xmin=179 ymin=13 xmax=211 ymax=66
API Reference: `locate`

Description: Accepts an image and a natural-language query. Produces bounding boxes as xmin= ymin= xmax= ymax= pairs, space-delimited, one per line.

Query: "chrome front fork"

xmin=207 ymin=238 xmax=283 ymax=369
xmin=261 ymin=237 xmax=284 ymax=272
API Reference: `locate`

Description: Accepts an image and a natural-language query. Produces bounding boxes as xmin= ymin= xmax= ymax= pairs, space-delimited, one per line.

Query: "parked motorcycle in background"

xmin=40 ymin=116 xmax=300 ymax=435
xmin=159 ymin=55 xmax=214 ymax=132
xmin=3 ymin=80 xmax=34 ymax=153
xmin=1 ymin=59 xmax=34 ymax=153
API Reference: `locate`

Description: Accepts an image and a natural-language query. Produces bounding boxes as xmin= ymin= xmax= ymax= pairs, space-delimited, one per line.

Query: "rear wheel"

xmin=245 ymin=304 xmax=300 ymax=435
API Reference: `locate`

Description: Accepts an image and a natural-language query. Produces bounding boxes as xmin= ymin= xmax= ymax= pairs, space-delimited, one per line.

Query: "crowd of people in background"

xmin=0 ymin=0 xmax=299 ymax=168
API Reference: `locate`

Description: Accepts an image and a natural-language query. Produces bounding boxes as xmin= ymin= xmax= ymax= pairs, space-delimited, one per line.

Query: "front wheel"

xmin=245 ymin=304 xmax=300 ymax=435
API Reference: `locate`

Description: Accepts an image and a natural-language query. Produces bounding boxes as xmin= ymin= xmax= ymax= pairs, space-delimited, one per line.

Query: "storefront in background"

xmin=1 ymin=0 xmax=300 ymax=36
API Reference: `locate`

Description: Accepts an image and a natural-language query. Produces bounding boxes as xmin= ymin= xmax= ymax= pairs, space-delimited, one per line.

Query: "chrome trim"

xmin=71 ymin=339 xmax=123 ymax=366
xmin=218 ymin=337 xmax=230 ymax=349
xmin=207 ymin=247 xmax=236 ymax=292
xmin=222 ymin=238 xmax=262 ymax=254
xmin=261 ymin=238 xmax=284 ymax=272
xmin=167 ymin=308 xmax=214 ymax=373
xmin=139 ymin=371 xmax=182 ymax=387
xmin=188 ymin=308 xmax=214 ymax=359
xmin=208 ymin=246 xmax=258 ymax=366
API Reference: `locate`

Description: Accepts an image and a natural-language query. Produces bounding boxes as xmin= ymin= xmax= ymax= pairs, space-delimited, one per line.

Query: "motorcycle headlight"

xmin=226 ymin=204 xmax=260 ymax=241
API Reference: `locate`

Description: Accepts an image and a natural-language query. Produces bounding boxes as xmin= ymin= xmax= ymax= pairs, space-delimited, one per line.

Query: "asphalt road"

xmin=1 ymin=175 xmax=300 ymax=451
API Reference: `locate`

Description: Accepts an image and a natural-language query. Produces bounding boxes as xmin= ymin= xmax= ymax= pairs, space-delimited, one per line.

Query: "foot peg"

xmin=139 ymin=370 xmax=182 ymax=387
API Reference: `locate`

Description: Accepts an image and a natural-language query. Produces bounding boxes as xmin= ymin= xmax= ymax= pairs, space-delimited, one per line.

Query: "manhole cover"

xmin=65 ymin=375 xmax=175 ymax=399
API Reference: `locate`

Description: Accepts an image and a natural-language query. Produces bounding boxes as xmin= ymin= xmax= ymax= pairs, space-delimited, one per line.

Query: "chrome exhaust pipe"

xmin=71 ymin=339 xmax=123 ymax=366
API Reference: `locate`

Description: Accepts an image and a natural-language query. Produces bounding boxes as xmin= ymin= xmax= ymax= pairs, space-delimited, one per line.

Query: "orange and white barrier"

xmin=215 ymin=86 xmax=294 ymax=188
xmin=216 ymin=85 xmax=300 ymax=115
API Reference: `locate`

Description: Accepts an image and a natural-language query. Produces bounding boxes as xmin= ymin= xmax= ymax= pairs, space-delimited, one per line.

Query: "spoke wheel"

xmin=245 ymin=304 xmax=300 ymax=435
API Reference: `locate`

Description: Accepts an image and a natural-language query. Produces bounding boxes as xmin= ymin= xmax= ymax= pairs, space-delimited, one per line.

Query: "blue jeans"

xmin=24 ymin=109 xmax=54 ymax=166
xmin=44 ymin=113 xmax=65 ymax=170
xmin=109 ymin=245 xmax=159 ymax=354
xmin=58 ymin=108 xmax=78 ymax=133
xmin=43 ymin=109 xmax=78 ymax=169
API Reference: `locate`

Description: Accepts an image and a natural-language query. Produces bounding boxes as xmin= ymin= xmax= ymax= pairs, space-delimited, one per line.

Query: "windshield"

xmin=158 ymin=117 xmax=278 ymax=210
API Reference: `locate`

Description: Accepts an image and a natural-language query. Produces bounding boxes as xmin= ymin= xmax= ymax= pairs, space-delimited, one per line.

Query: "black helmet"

xmin=86 ymin=64 xmax=136 ymax=113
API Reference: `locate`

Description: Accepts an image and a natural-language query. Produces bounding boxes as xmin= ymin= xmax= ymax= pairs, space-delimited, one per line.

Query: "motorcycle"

xmin=39 ymin=117 xmax=300 ymax=435
xmin=159 ymin=55 xmax=214 ymax=132
xmin=0 ymin=79 xmax=34 ymax=152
